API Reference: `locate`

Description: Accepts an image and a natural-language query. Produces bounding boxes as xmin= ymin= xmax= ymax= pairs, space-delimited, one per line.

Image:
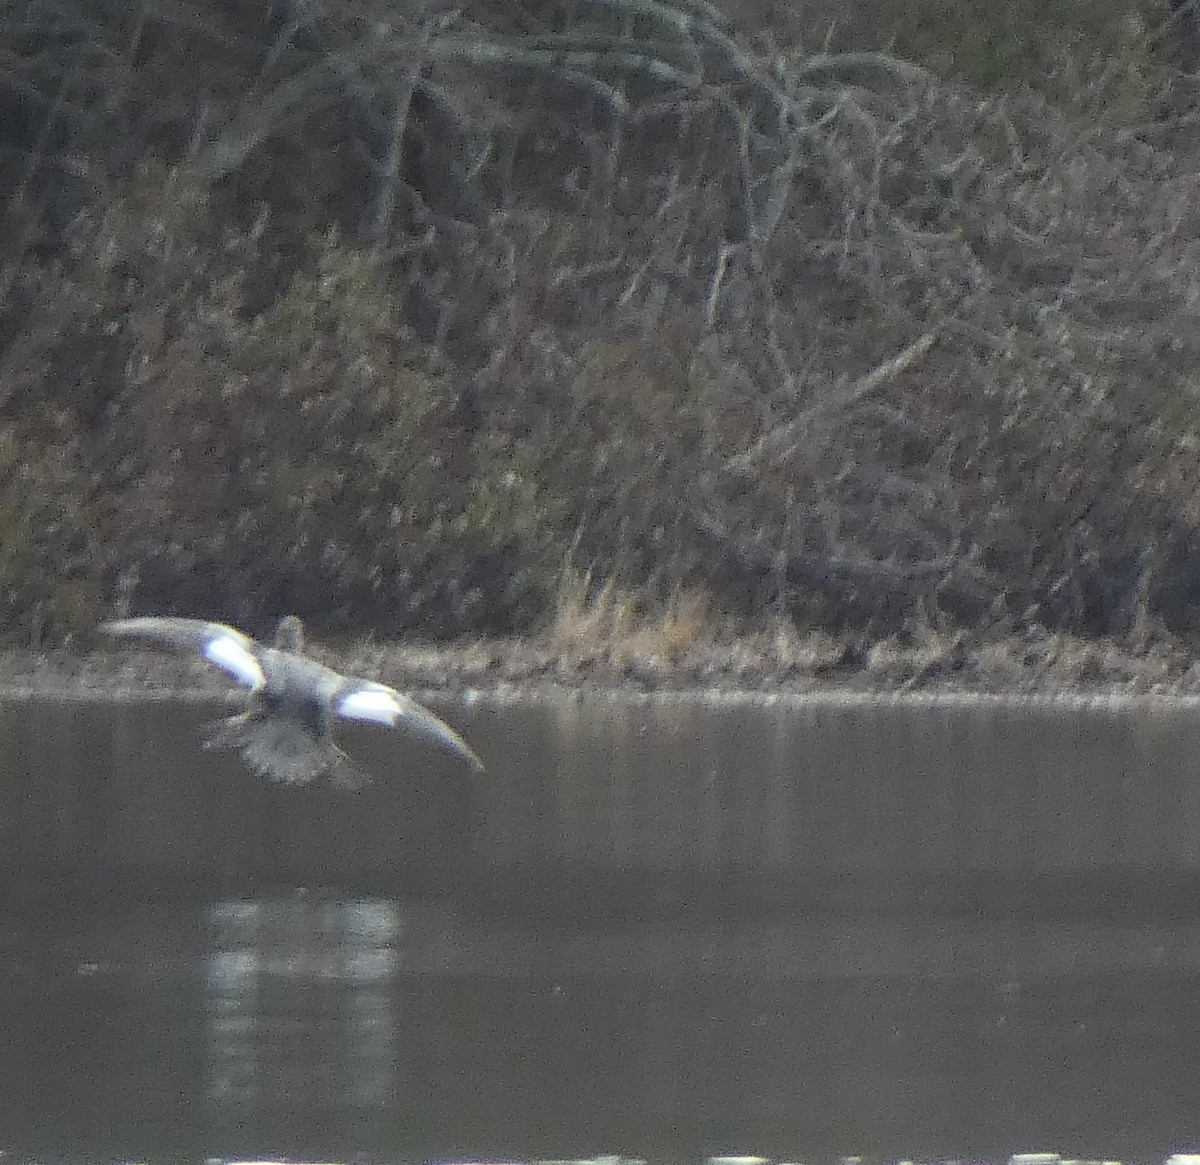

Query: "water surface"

xmin=2 ymin=692 xmax=1200 ymax=1162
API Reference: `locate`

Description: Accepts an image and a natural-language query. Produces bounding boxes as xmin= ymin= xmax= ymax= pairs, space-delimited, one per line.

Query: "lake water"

xmin=2 ymin=691 xmax=1200 ymax=1163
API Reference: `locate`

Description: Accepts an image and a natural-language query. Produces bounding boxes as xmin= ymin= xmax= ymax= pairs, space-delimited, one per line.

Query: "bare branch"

xmin=720 ymin=329 xmax=941 ymax=477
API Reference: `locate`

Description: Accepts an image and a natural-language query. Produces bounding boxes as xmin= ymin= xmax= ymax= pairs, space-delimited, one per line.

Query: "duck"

xmin=101 ymin=615 xmax=484 ymax=786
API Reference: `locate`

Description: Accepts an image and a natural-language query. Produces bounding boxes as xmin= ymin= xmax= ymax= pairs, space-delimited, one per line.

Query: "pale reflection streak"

xmin=205 ymin=896 xmax=399 ymax=1111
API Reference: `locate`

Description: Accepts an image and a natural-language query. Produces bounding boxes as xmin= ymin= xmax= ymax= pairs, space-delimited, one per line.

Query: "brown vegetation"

xmin=2 ymin=0 xmax=1200 ymax=660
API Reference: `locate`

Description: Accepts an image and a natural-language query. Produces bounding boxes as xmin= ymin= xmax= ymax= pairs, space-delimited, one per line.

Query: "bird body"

xmin=102 ymin=615 xmax=483 ymax=785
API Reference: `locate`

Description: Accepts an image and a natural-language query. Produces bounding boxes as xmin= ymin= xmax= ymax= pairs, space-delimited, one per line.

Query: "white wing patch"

xmin=204 ymin=634 xmax=266 ymax=690
xmin=336 ymin=683 xmax=402 ymax=726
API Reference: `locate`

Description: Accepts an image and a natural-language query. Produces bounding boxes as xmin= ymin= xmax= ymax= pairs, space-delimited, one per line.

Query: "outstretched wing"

xmin=101 ymin=617 xmax=266 ymax=691
xmin=334 ymin=680 xmax=484 ymax=771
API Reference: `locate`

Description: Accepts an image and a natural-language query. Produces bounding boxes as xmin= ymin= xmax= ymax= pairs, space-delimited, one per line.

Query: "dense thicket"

xmin=2 ymin=0 xmax=1200 ymax=646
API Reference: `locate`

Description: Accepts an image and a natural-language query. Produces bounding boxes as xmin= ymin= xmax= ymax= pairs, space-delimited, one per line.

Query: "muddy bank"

xmin=3 ymin=627 xmax=1198 ymax=701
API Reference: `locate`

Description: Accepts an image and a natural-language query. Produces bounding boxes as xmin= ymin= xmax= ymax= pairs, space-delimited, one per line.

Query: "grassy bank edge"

xmin=2 ymin=625 xmax=1196 ymax=700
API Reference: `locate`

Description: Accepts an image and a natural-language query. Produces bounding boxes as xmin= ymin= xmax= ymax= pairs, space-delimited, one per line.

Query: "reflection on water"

xmin=13 ymin=690 xmax=1200 ymax=883
xmin=5 ymin=889 xmax=1200 ymax=1163
xmin=9 ymin=691 xmax=1200 ymax=1162
xmin=207 ymin=897 xmax=398 ymax=1113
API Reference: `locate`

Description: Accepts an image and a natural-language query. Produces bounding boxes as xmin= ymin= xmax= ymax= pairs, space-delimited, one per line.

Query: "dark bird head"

xmin=274 ymin=614 xmax=305 ymax=654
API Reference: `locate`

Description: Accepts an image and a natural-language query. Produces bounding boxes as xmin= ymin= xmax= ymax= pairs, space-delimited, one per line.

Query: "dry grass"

xmin=551 ymin=570 xmax=711 ymax=667
xmin=765 ymin=619 xmax=850 ymax=672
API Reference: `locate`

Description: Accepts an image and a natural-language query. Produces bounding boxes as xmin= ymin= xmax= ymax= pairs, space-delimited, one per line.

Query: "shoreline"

xmin=4 ymin=627 xmax=1199 ymax=700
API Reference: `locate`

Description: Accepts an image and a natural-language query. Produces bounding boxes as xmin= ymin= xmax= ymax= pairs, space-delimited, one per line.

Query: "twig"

xmin=720 ymin=329 xmax=941 ymax=477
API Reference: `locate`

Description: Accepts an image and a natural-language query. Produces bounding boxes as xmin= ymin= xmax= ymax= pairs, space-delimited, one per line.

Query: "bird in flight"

xmin=101 ymin=615 xmax=484 ymax=787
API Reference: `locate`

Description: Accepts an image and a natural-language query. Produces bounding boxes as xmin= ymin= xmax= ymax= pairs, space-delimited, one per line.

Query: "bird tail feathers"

xmin=203 ymin=713 xmax=368 ymax=788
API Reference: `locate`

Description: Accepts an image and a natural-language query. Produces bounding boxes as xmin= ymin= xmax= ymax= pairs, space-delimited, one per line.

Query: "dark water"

xmin=3 ymin=692 xmax=1200 ymax=1163
xmin=10 ymin=890 xmax=1200 ymax=1164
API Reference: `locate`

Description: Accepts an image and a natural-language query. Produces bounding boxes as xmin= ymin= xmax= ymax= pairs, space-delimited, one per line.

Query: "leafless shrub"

xmin=2 ymin=0 xmax=1199 ymax=642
